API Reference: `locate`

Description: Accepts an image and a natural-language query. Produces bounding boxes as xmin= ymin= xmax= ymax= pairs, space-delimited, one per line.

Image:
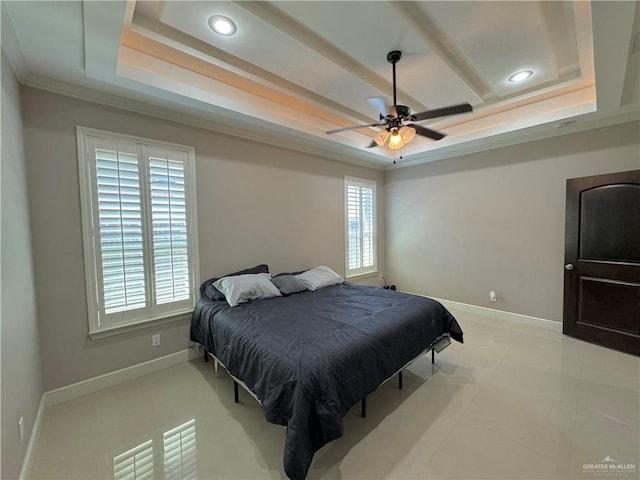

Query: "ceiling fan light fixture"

xmin=208 ymin=15 xmax=237 ymax=36
xmin=373 ymin=130 xmax=389 ymax=147
xmin=399 ymin=126 xmax=416 ymax=143
xmin=508 ymin=70 xmax=533 ymax=83
xmin=325 ymin=51 xmax=473 ymax=149
xmin=388 ymin=128 xmax=404 ymax=150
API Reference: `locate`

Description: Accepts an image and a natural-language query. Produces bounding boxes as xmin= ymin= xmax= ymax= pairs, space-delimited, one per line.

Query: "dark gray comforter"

xmin=190 ymin=282 xmax=463 ymax=479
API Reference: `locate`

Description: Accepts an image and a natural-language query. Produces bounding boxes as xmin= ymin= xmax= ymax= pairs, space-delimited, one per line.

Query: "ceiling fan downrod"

xmin=387 ymin=50 xmax=402 ymax=107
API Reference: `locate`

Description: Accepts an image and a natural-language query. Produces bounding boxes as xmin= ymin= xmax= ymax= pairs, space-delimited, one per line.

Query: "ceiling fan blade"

xmin=326 ymin=123 xmax=383 ymax=134
xmin=367 ymin=96 xmax=397 ymax=118
xmin=410 ymin=124 xmax=446 ymax=141
xmin=364 ymin=140 xmax=377 ymax=148
xmin=412 ymin=103 xmax=473 ymax=122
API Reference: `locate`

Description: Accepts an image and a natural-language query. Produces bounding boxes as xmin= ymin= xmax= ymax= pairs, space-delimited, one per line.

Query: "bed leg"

xmin=398 ymin=371 xmax=403 ymax=389
xmin=432 ymin=349 xmax=435 ymax=364
xmin=361 ymin=397 xmax=366 ymax=418
xmin=234 ymin=381 xmax=239 ymax=403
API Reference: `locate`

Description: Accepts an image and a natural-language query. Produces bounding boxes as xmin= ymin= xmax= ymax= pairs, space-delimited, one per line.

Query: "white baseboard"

xmin=407 ymin=293 xmax=562 ymax=332
xmin=43 ymin=347 xmax=201 ymax=408
xmin=18 ymin=395 xmax=46 ymax=480
xmin=19 ymin=347 xmax=201 ymax=479
xmin=436 ymin=297 xmax=562 ymax=332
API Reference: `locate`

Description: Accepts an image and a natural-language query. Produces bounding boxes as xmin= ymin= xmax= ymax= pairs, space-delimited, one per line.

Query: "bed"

xmin=190 ymin=278 xmax=463 ymax=479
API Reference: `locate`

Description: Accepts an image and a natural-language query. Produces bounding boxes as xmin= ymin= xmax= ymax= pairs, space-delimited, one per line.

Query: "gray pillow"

xmin=274 ymin=270 xmax=306 ymax=277
xmin=271 ymin=275 xmax=307 ymax=295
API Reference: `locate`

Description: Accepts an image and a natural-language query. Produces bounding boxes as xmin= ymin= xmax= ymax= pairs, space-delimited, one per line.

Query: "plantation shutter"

xmin=94 ymin=142 xmax=147 ymax=320
xmin=80 ymin=129 xmax=198 ymax=335
xmin=346 ymin=184 xmax=362 ymax=271
xmin=345 ymin=177 xmax=377 ymax=277
xmin=148 ymin=150 xmax=191 ymax=306
xmin=361 ymin=185 xmax=375 ymax=269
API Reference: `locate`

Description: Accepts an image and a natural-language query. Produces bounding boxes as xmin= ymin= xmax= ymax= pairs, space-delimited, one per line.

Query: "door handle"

xmin=565 ymin=264 xmax=574 ymax=271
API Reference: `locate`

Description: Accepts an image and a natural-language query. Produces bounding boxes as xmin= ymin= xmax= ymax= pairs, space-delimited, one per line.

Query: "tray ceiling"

xmin=3 ymin=1 xmax=639 ymax=168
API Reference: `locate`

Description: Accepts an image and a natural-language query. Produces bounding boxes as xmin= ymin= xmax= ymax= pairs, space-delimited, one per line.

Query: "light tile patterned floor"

xmin=30 ymin=311 xmax=639 ymax=479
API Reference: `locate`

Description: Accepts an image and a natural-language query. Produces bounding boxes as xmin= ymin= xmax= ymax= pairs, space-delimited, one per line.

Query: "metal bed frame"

xmin=202 ymin=333 xmax=452 ymax=418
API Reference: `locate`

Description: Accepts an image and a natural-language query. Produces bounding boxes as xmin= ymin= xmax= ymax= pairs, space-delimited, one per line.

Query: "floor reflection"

xmin=163 ymin=419 xmax=197 ymax=480
xmin=113 ymin=419 xmax=196 ymax=480
xmin=113 ymin=439 xmax=154 ymax=480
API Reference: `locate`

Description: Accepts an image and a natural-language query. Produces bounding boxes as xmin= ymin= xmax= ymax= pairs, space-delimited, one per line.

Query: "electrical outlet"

xmin=18 ymin=417 xmax=24 ymax=443
xmin=489 ymin=291 xmax=497 ymax=302
xmin=152 ymin=334 xmax=160 ymax=347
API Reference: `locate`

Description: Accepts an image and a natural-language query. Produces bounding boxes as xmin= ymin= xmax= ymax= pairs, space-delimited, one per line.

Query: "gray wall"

xmin=21 ymin=86 xmax=385 ymax=391
xmin=385 ymin=121 xmax=640 ymax=322
xmin=1 ymin=53 xmax=44 ymax=479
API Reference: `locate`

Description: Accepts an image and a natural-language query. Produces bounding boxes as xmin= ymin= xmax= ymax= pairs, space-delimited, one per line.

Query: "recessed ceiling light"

xmin=508 ymin=70 xmax=534 ymax=83
xmin=208 ymin=15 xmax=237 ymax=36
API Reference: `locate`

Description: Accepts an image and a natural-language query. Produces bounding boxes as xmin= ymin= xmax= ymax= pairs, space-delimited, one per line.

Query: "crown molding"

xmin=20 ymin=73 xmax=388 ymax=170
xmin=19 ymin=71 xmax=640 ymax=175
xmin=20 ymin=72 xmax=639 ymax=174
xmin=391 ymin=109 xmax=640 ymax=170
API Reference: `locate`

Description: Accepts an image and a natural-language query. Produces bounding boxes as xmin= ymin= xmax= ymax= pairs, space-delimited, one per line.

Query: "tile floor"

xmin=30 ymin=311 xmax=639 ymax=479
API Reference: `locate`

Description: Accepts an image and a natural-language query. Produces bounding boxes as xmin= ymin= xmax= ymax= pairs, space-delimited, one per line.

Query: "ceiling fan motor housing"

xmin=381 ymin=105 xmax=412 ymax=128
xmin=395 ymin=105 xmax=411 ymax=118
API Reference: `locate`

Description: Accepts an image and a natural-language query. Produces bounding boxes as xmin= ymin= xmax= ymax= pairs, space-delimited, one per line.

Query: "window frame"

xmin=344 ymin=176 xmax=377 ymax=278
xmin=77 ymin=127 xmax=200 ymax=338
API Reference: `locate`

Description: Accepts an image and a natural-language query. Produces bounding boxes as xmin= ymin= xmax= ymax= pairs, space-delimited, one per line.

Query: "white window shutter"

xmin=346 ymin=185 xmax=362 ymax=271
xmin=149 ymin=154 xmax=191 ymax=305
xmin=345 ymin=177 xmax=377 ymax=277
xmin=78 ymin=128 xmax=199 ymax=335
xmin=361 ymin=186 xmax=375 ymax=269
xmin=95 ymin=145 xmax=147 ymax=316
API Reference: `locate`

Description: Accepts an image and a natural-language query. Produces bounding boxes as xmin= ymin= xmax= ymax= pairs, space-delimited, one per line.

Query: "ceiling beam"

xmin=389 ymin=1 xmax=492 ymax=101
xmin=235 ymin=0 xmax=427 ymax=111
xmin=591 ymin=0 xmax=638 ymax=112
xmin=121 ymin=27 xmax=378 ymax=133
xmin=129 ymin=13 xmax=376 ymax=129
xmin=621 ymin=3 xmax=640 ymax=106
xmin=83 ymin=1 xmax=128 ymax=81
xmin=537 ymin=1 xmax=580 ymax=74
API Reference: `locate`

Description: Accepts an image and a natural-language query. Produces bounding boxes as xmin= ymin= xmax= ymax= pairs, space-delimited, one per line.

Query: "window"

xmin=77 ymin=127 xmax=199 ymax=337
xmin=345 ymin=177 xmax=376 ymax=277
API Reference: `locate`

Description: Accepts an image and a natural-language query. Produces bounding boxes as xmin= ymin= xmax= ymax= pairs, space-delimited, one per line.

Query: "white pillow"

xmin=296 ymin=266 xmax=343 ymax=291
xmin=213 ymin=273 xmax=281 ymax=307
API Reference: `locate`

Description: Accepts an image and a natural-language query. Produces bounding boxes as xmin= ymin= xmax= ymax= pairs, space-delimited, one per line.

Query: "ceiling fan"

xmin=326 ymin=50 xmax=473 ymax=150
